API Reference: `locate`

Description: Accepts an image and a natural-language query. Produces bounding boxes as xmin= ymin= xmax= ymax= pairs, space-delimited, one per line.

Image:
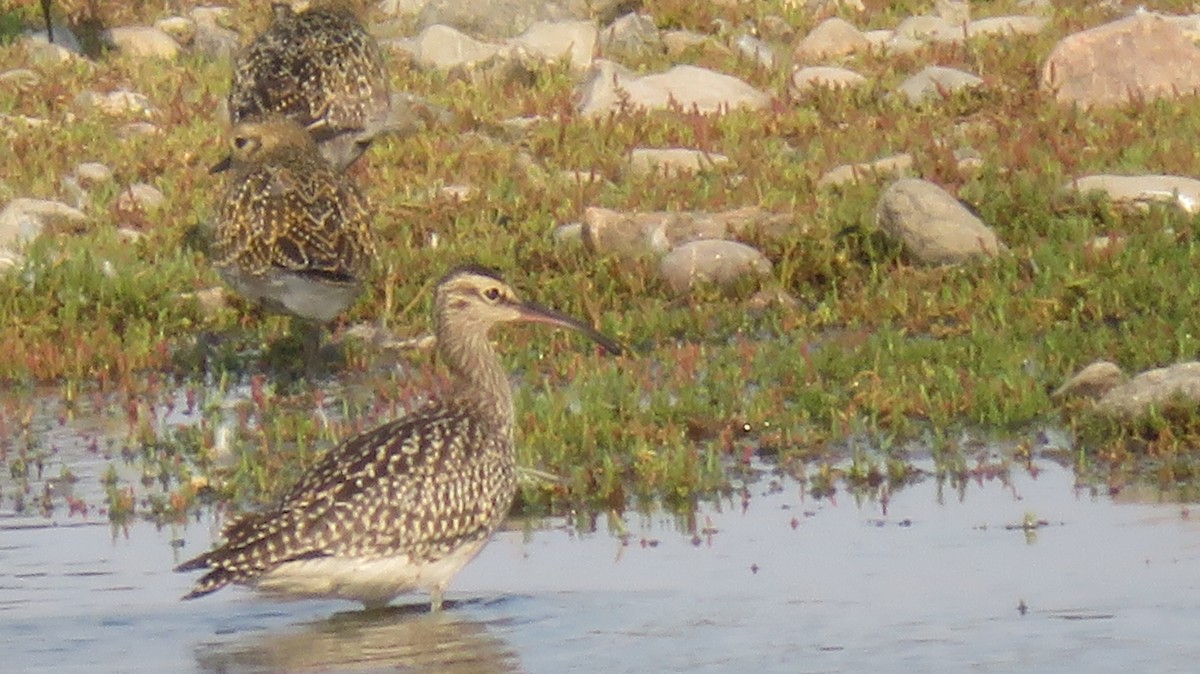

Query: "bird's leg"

xmin=429 ymin=584 xmax=445 ymax=612
xmin=361 ymin=597 xmax=389 ymax=612
xmin=40 ymin=0 xmax=54 ymax=43
xmin=292 ymin=317 xmax=325 ymax=376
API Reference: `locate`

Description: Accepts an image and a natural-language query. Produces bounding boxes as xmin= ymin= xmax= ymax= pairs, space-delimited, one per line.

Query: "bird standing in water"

xmin=176 ymin=266 xmax=622 ymax=610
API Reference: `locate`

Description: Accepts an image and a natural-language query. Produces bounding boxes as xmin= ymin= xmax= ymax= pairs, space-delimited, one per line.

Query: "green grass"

xmin=3 ymin=0 xmax=1200 ymax=522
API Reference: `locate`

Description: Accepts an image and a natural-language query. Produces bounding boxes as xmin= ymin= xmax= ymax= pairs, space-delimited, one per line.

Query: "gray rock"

xmin=193 ymin=22 xmax=240 ymax=61
xmin=791 ymin=66 xmax=867 ymax=94
xmin=818 ymin=153 xmax=913 ymax=188
xmin=1018 ymin=0 xmax=1053 ymax=13
xmin=875 ymin=32 xmax=925 ymax=54
xmin=1065 ymin=174 xmax=1200 ymax=214
xmin=76 ymin=162 xmax=114 ymax=184
xmin=954 ymin=147 xmax=984 ymax=175
xmin=60 ymin=177 xmax=87 ymax=209
xmin=1160 ymin=13 xmax=1200 ymax=42
xmin=936 ymin=0 xmax=971 ymax=25
xmin=497 ymin=114 xmax=544 ymax=139
xmin=805 ymin=0 xmax=866 ymax=13
xmin=899 ymin=65 xmax=983 ymax=104
xmin=1096 ymin=362 xmax=1200 ymax=419
xmin=22 ymin=21 xmax=84 ymax=54
xmin=190 ymin=6 xmax=233 ymax=28
xmin=0 ymin=114 xmax=48 ymax=141
xmin=438 ymin=184 xmax=477 ymax=201
xmin=793 ymin=17 xmax=868 ymax=60
xmin=862 ymin=29 xmax=894 ymax=48
xmin=582 ymin=206 xmax=789 ymax=256
xmin=117 ymin=122 xmax=163 ymax=138
xmin=381 ymin=92 xmax=455 ymax=140
xmin=967 ymin=15 xmax=1048 ymax=38
xmin=578 ymin=60 xmax=770 ymax=116
xmin=105 ymin=26 xmax=182 ymax=59
xmin=75 ymin=89 xmax=156 ymax=116
xmin=894 ymin=15 xmax=959 ymax=42
xmin=414 ymin=0 xmax=620 ymax=39
xmin=22 ymin=38 xmax=83 ymax=66
xmin=759 ymin=16 xmax=793 ymax=41
xmin=746 ymin=287 xmax=801 ymax=313
xmin=0 ymin=198 xmax=88 ymax=267
xmin=1053 ymin=361 xmax=1125 ymax=401
xmin=511 ymin=20 xmax=597 ymax=70
xmin=601 ymin=13 xmax=663 ymax=61
xmin=628 ymin=148 xmax=731 ymax=177
xmin=558 ymin=169 xmax=606 ymax=186
xmin=0 ymin=249 xmax=23 ymax=272
xmin=116 ymin=183 xmax=167 ymax=212
xmin=61 ymin=163 xmax=113 ymax=209
xmin=1042 ymin=13 xmax=1200 ymax=106
xmin=875 ymin=178 xmax=1004 ymax=265
xmin=659 ymin=239 xmax=772 ymax=294
xmin=553 ymin=221 xmax=584 ymax=243
xmin=0 ymin=69 xmax=40 ymax=89
xmin=735 ymin=34 xmax=777 ymax=69
xmin=154 ymin=17 xmax=197 ymax=46
xmin=399 ymin=24 xmax=502 ymax=69
xmin=662 ymin=30 xmax=716 ymax=57
xmin=117 ymin=227 xmax=146 ymax=243
xmin=379 ymin=0 xmax=431 ymax=15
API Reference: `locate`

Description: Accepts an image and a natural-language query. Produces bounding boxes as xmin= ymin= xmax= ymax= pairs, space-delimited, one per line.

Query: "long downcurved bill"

xmin=516 ymin=301 xmax=623 ymax=356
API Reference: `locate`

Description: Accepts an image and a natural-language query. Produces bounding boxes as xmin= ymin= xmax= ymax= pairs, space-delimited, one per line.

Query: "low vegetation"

xmin=2 ymin=0 xmax=1200 ymax=525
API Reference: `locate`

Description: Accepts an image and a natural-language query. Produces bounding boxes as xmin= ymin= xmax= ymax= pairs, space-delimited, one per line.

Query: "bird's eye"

xmin=483 ymin=287 xmax=501 ymax=302
xmin=233 ymin=136 xmax=249 ymax=149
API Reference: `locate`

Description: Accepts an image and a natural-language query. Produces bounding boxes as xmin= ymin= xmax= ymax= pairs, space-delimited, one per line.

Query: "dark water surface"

xmin=4 ymin=449 xmax=1200 ymax=673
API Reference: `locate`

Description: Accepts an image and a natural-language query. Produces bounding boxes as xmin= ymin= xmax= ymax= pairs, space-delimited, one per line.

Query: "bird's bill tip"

xmin=209 ymin=155 xmax=233 ymax=174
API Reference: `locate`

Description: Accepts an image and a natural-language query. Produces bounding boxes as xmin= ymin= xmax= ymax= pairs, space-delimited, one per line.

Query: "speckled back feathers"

xmin=212 ymin=117 xmax=376 ymax=285
xmin=176 ymin=270 xmax=618 ymax=606
xmin=177 ymin=397 xmax=516 ymax=599
xmin=229 ymin=3 xmax=390 ymax=147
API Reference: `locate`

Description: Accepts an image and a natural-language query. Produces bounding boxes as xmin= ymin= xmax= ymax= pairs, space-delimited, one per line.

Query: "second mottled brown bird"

xmin=211 ymin=116 xmax=376 ymax=324
xmin=228 ymin=1 xmax=391 ymax=171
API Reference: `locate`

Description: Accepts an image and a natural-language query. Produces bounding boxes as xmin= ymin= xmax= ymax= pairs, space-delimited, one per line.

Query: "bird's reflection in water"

xmin=194 ymin=599 xmax=523 ymax=673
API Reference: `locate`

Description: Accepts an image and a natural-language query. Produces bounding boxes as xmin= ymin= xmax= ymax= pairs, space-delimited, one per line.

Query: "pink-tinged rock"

xmin=1053 ymin=361 xmax=1125 ymax=401
xmin=582 ymin=206 xmax=790 ymax=256
xmin=628 ymin=148 xmax=730 ymax=177
xmin=105 ymin=26 xmax=181 ymax=59
xmin=1096 ymin=362 xmax=1200 ymax=419
xmin=1065 ymin=174 xmax=1200 ymax=213
xmin=659 ymin=239 xmax=772 ymax=294
xmin=793 ymin=17 xmax=868 ymax=60
xmin=818 ymin=153 xmax=913 ymax=188
xmin=791 ymin=66 xmax=867 ymax=94
xmin=578 ymin=60 xmax=769 ymax=116
xmin=1042 ymin=13 xmax=1200 ymax=106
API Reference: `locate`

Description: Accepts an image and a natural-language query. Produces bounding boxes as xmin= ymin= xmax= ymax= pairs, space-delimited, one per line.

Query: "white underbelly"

xmin=218 ymin=266 xmax=361 ymax=323
xmin=252 ymin=538 xmax=489 ymax=606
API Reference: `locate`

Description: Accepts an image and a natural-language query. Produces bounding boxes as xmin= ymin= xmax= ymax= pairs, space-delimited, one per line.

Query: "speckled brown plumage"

xmin=176 ymin=266 xmax=622 ymax=610
xmin=228 ymin=1 xmax=391 ymax=170
xmin=211 ymin=116 xmax=376 ymax=323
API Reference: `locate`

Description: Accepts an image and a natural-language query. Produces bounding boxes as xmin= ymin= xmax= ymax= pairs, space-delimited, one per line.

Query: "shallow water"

xmin=4 ymin=442 xmax=1200 ymax=673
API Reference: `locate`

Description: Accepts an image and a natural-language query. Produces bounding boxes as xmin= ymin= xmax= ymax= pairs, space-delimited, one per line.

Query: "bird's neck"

xmin=436 ymin=324 xmax=515 ymax=436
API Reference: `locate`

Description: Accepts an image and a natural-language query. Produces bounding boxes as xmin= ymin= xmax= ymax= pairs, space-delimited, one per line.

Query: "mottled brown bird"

xmin=210 ymin=116 xmax=376 ymax=325
xmin=228 ymin=1 xmax=391 ymax=171
xmin=176 ymin=266 xmax=622 ymax=610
